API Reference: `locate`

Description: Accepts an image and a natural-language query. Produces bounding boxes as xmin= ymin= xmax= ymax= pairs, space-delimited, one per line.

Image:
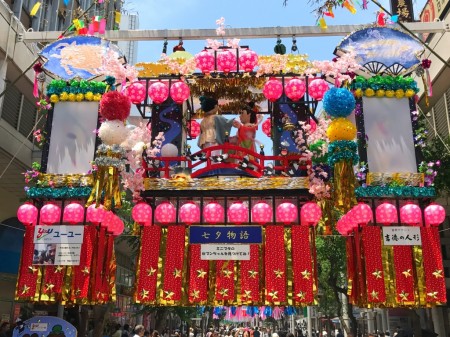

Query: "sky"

xmin=125 ymin=0 xmax=428 ymax=64
xmin=124 ymin=0 xmax=428 ymax=154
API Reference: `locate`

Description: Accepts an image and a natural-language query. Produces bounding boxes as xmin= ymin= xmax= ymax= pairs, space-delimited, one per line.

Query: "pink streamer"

xmin=33 ymin=75 xmax=39 ymax=98
xmin=88 ymin=23 xmax=95 ymax=35
xmin=99 ymin=18 xmax=106 ymax=34
xmin=362 ymin=0 xmax=368 ymax=9
xmin=334 ymin=78 xmax=340 ymax=88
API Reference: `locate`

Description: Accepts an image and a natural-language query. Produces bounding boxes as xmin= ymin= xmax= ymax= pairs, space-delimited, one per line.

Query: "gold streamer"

xmin=208 ymin=259 xmax=216 ymax=305
xmin=413 ymin=246 xmax=426 ymax=307
xmin=62 ymin=266 xmax=72 ymax=304
xmin=86 ymin=165 xmax=122 ymax=210
xmin=285 ymin=227 xmax=293 ymax=305
xmin=382 ymin=245 xmax=396 ymax=307
xmin=333 ymin=161 xmax=357 ymax=212
xmin=235 ymin=260 xmax=242 ymax=305
xmin=109 ymin=247 xmax=117 ymax=303
xmin=133 ymin=226 xmax=143 ymax=304
xmin=261 ymin=227 xmax=266 ymax=304
xmin=157 ymin=228 xmax=168 ymax=304
xmin=182 ymin=227 xmax=189 ymax=304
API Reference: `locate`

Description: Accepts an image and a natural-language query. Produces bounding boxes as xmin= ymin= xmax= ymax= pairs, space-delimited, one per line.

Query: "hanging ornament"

xmin=148 ymin=81 xmax=169 ymax=104
xmin=195 ymin=50 xmax=215 ymax=74
xmin=170 ymin=80 xmax=190 ymax=104
xmin=217 ymin=49 xmax=237 ymax=73
xmin=263 ymin=78 xmax=283 ymax=102
xmin=238 ymin=49 xmax=258 ymax=72
xmin=284 ymin=78 xmax=306 ymax=102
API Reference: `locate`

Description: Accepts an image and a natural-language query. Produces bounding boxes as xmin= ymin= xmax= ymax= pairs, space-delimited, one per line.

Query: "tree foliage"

xmin=422 ymin=136 xmax=450 ymax=196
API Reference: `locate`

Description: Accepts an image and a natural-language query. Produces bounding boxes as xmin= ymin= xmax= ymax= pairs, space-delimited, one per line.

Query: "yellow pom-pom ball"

xmin=365 ymin=88 xmax=375 ymax=97
xmin=395 ymin=89 xmax=405 ymax=99
xmin=354 ymin=88 xmax=363 ymax=98
xmin=85 ymin=92 xmax=94 ymax=101
xmin=50 ymin=94 xmax=59 ymax=103
xmin=68 ymin=93 xmax=76 ymax=102
xmin=59 ymin=92 xmax=69 ymax=101
xmin=385 ymin=90 xmax=395 ymax=98
xmin=326 ymin=117 xmax=357 ymax=142
xmin=376 ymin=89 xmax=385 ymax=97
xmin=93 ymin=93 xmax=102 ymax=101
xmin=405 ymin=89 xmax=415 ymax=98
xmin=76 ymin=93 xmax=84 ymax=102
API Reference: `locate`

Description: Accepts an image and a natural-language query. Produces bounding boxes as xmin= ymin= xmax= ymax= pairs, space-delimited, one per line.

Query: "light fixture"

xmin=162 ymin=38 xmax=168 ymax=54
xmin=291 ymin=36 xmax=298 ymax=52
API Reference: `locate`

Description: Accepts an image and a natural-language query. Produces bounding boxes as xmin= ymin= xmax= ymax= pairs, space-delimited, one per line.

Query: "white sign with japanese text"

xmin=382 ymin=227 xmax=422 ymax=246
xmin=34 ymin=225 xmax=84 ymax=244
xmin=201 ymin=244 xmax=250 ymax=260
xmin=54 ymin=244 xmax=82 ymax=265
xmin=30 ymin=323 xmax=48 ymax=332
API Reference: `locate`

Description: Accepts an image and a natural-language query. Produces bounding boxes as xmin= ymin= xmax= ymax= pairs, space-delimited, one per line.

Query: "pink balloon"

xmin=217 ymin=49 xmax=237 ymax=73
xmin=63 ymin=202 xmax=85 ymax=224
xmin=251 ymin=202 xmax=273 ymax=224
xmin=228 ymin=202 xmax=249 ymax=224
xmin=351 ymin=203 xmax=373 ymax=225
xmin=101 ymin=211 xmax=116 ymax=228
xmin=148 ymin=81 xmax=169 ymax=104
xmin=126 ymin=82 xmax=146 ymax=104
xmin=276 ymin=202 xmax=298 ymax=224
xmin=195 ymin=50 xmax=215 ymax=74
xmin=204 ymin=202 xmax=225 ymax=224
xmin=238 ymin=49 xmax=258 ymax=72
xmin=263 ymin=78 xmax=283 ymax=102
xmin=188 ymin=120 xmax=201 ymax=138
xmin=301 ymin=202 xmax=322 ymax=226
xmin=308 ymin=78 xmax=329 ymax=100
xmin=87 ymin=204 xmax=106 ymax=225
xmin=132 ymin=203 xmax=153 ymax=226
xmin=170 ymin=80 xmax=190 ymax=104
xmin=17 ymin=203 xmax=38 ymax=226
xmin=40 ymin=203 xmax=61 ymax=225
xmin=376 ymin=202 xmax=397 ymax=225
xmin=285 ymin=78 xmax=306 ymax=102
xmin=179 ymin=202 xmax=200 ymax=225
xmin=262 ymin=118 xmax=271 ymax=137
xmin=424 ymin=203 xmax=446 ymax=227
xmin=155 ymin=202 xmax=176 ymax=224
xmin=309 ymin=119 xmax=317 ymax=133
xmin=400 ymin=203 xmax=422 ymax=226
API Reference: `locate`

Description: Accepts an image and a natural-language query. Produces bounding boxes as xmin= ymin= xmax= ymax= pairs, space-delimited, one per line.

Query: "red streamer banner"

xmin=135 ymin=226 xmax=161 ymax=303
xmin=239 ymin=245 xmax=260 ymax=303
xmin=16 ymin=226 xmax=40 ymax=300
xmin=362 ymin=226 xmax=386 ymax=303
xmin=101 ymin=235 xmax=115 ymax=302
xmin=292 ymin=226 xmax=314 ymax=304
xmin=188 ymin=245 xmax=209 ymax=303
xmin=41 ymin=265 xmax=65 ymax=301
xmin=71 ymin=225 xmax=96 ymax=301
xmin=265 ymin=225 xmax=286 ymax=304
xmin=421 ymin=227 xmax=447 ymax=303
xmin=215 ymin=260 xmax=235 ymax=302
xmin=92 ymin=227 xmax=106 ymax=301
xmin=393 ymin=245 xmax=415 ymax=304
xmin=346 ymin=237 xmax=357 ymax=304
xmin=354 ymin=229 xmax=367 ymax=303
xmin=162 ymin=226 xmax=186 ymax=302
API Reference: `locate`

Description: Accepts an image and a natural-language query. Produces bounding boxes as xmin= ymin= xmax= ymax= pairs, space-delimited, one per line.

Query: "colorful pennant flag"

xmin=30 ymin=2 xmax=42 ymax=16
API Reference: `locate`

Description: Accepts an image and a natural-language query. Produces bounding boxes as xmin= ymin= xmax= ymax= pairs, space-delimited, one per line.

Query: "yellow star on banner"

xmin=164 ymin=291 xmax=175 ymax=300
xmin=274 ymin=269 xmax=284 ymax=278
xmin=268 ymin=290 xmax=278 ymax=300
xmin=21 ymin=285 xmax=30 ymax=295
xmin=55 ymin=266 xmax=64 ymax=273
xmin=197 ymin=269 xmax=207 ymax=279
xmin=218 ymin=288 xmax=229 ymax=297
xmin=45 ymin=283 xmax=55 ymax=292
xmin=248 ymin=270 xmax=258 ymax=279
xmin=81 ymin=266 xmax=90 ymax=275
xmin=147 ymin=267 xmax=156 ymax=276
xmin=223 ymin=269 xmax=233 ymax=278
xmin=301 ymin=269 xmax=311 ymax=280
xmin=190 ymin=290 xmax=200 ymax=299
xmin=242 ymin=290 xmax=252 ymax=299
xmin=399 ymin=290 xmax=409 ymax=301
xmin=74 ymin=288 xmax=81 ymax=296
xmin=140 ymin=289 xmax=149 ymax=300
xmin=28 ymin=265 xmax=38 ymax=274
xmin=370 ymin=290 xmax=379 ymax=300
xmin=173 ymin=269 xmax=182 ymax=278
xmin=296 ymin=291 xmax=306 ymax=300
xmin=402 ymin=269 xmax=412 ymax=278
xmin=372 ymin=270 xmax=382 ymax=279
xmin=432 ymin=269 xmax=444 ymax=278
xmin=427 ymin=291 xmax=438 ymax=300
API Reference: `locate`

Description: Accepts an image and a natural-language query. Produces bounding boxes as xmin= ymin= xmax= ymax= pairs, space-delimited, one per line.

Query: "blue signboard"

xmin=13 ymin=316 xmax=77 ymax=337
xmin=189 ymin=226 xmax=262 ymax=244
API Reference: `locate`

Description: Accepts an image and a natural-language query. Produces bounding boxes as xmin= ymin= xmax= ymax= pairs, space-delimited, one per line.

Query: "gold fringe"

xmin=285 ymin=227 xmax=293 ymax=305
xmin=333 ymin=161 xmax=357 ymax=212
xmin=382 ymin=245 xmax=396 ymax=307
xmin=157 ymin=228 xmax=168 ymax=304
xmin=413 ymin=246 xmax=426 ymax=307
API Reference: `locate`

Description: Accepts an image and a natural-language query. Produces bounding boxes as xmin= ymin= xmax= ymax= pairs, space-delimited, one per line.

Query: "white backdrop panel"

xmin=47 ymin=102 xmax=98 ymax=174
xmin=362 ymin=97 xmax=417 ymax=173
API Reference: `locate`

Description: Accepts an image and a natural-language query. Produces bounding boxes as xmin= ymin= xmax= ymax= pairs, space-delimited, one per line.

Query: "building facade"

xmin=118 ymin=12 xmax=139 ymax=65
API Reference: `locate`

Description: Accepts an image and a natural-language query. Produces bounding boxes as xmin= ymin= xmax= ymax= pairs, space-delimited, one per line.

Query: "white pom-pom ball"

xmin=132 ymin=141 xmax=146 ymax=153
xmin=98 ymin=120 xmax=129 ymax=145
xmin=161 ymin=143 xmax=179 ymax=157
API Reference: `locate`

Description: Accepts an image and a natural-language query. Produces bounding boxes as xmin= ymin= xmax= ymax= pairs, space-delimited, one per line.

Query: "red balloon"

xmin=63 ymin=202 xmax=85 ymax=224
xmin=276 ymin=202 xmax=298 ymax=224
xmin=148 ymin=81 xmax=169 ymax=104
xmin=195 ymin=50 xmax=215 ymax=74
xmin=227 ymin=202 xmax=249 ymax=224
xmin=251 ymin=202 xmax=273 ymax=224
xmin=203 ymin=202 xmax=224 ymax=224
xmin=170 ymin=81 xmax=190 ymax=104
xmin=17 ymin=203 xmax=38 ymax=226
xmin=217 ymin=50 xmax=237 ymax=73
xmin=375 ymin=202 xmax=397 ymax=225
xmin=126 ymin=81 xmax=146 ymax=104
xmin=87 ymin=204 xmax=106 ymax=225
xmin=179 ymin=202 xmax=201 ymax=225
xmin=262 ymin=119 xmax=271 ymax=137
xmin=263 ymin=78 xmax=283 ymax=102
xmin=132 ymin=203 xmax=153 ymax=226
xmin=40 ymin=203 xmax=61 ymax=225
xmin=285 ymin=78 xmax=306 ymax=102
xmin=238 ymin=49 xmax=258 ymax=72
